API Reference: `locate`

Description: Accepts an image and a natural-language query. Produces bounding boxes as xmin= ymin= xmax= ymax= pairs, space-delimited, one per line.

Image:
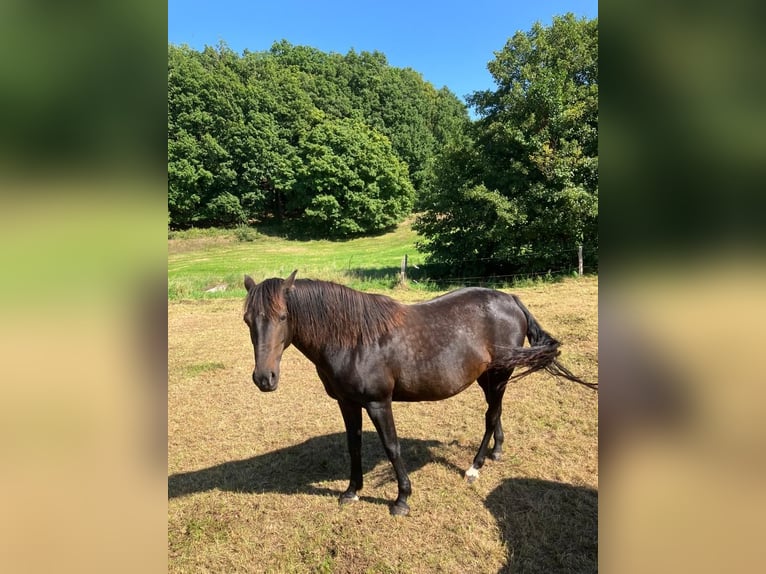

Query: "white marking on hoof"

xmin=339 ymin=494 xmax=359 ymax=505
xmin=465 ymin=465 xmax=480 ymax=482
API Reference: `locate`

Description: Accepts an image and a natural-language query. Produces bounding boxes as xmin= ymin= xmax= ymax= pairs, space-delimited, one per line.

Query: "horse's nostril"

xmin=252 ymin=370 xmax=278 ymax=391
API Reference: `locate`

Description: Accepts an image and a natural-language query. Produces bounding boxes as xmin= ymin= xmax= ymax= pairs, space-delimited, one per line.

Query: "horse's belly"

xmin=392 ymin=378 xmax=474 ymax=401
xmin=382 ymin=325 xmax=493 ymax=401
xmin=392 ymin=354 xmax=488 ymax=401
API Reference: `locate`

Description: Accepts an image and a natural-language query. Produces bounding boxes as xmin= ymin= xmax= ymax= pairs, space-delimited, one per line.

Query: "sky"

xmin=168 ymin=0 xmax=598 ymax=107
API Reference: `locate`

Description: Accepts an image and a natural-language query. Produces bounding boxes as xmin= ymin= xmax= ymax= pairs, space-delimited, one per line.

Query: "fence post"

xmin=578 ymin=245 xmax=584 ymax=276
xmin=400 ymin=254 xmax=408 ymax=286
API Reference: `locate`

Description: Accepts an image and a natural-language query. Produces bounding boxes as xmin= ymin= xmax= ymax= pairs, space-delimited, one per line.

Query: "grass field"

xmin=168 ymin=221 xmax=583 ymax=302
xmin=168 ymin=222 xmax=432 ymax=301
xmin=168 ymin=225 xmax=598 ymax=572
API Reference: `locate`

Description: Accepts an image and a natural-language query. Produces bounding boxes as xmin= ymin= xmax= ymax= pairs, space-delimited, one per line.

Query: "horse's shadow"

xmin=485 ymin=478 xmax=598 ymax=574
xmin=169 ymin=435 xmax=597 ymax=573
xmin=168 ymin=431 xmax=453 ymax=507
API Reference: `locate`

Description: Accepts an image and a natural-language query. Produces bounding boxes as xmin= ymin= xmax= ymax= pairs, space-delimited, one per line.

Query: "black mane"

xmin=287 ymin=279 xmax=405 ymax=348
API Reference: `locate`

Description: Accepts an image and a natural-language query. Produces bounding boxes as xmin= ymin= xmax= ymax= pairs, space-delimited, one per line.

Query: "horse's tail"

xmin=489 ymin=295 xmax=597 ymax=391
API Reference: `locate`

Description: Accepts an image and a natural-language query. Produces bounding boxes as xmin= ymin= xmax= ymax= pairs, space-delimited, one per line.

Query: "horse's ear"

xmin=283 ymin=269 xmax=298 ymax=291
xmin=244 ymin=275 xmax=256 ymax=292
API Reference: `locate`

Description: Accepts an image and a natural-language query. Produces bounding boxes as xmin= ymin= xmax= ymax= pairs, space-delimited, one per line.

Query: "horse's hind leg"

xmin=467 ymin=371 xmax=510 ymax=482
xmin=489 ymin=418 xmax=505 ymax=461
xmin=481 ymin=370 xmax=511 ymax=461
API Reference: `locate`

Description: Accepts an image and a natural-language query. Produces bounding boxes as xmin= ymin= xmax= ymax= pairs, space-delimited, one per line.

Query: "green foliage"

xmin=168 ymin=23 xmax=598 ymax=272
xmin=167 ymin=41 xmax=469 ymax=232
xmin=233 ymin=225 xmax=259 ymax=242
xmin=416 ymin=14 xmax=598 ymax=275
xmin=294 ymin=118 xmax=414 ymax=237
xmin=204 ymin=192 xmax=247 ymax=227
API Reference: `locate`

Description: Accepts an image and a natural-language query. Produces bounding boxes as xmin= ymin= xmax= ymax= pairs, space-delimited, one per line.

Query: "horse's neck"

xmin=287 ymin=307 xmax=327 ymax=362
xmin=286 ymin=287 xmax=341 ymax=357
xmin=289 ymin=325 xmax=327 ymax=367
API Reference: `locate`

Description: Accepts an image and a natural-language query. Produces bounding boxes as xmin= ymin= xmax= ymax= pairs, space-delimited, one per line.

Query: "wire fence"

xmin=404 ymin=266 xmax=598 ymax=288
xmin=391 ymin=245 xmax=598 ymax=288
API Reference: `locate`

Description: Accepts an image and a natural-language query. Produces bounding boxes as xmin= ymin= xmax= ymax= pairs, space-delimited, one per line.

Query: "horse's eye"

xmin=279 ymin=314 xmax=287 ymax=322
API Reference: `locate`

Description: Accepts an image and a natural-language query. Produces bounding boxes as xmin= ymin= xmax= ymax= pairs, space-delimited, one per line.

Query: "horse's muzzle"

xmin=252 ymin=370 xmax=278 ymax=392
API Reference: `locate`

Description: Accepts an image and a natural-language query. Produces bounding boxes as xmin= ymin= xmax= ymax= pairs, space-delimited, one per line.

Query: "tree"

xmin=203 ymin=191 xmax=247 ymax=227
xmin=167 ymin=41 xmax=470 ymax=232
xmin=416 ymin=14 xmax=598 ymax=275
xmin=168 ymin=43 xmax=245 ymax=228
xmin=293 ymin=117 xmax=414 ymax=237
xmin=168 ymin=129 xmax=210 ymax=228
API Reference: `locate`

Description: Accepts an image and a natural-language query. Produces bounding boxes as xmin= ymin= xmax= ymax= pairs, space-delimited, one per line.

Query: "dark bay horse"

xmin=243 ymin=270 xmax=595 ymax=516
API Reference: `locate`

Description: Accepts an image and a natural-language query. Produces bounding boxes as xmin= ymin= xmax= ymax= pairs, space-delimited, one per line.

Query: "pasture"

xmin=168 ymin=226 xmax=598 ymax=573
xmin=168 ymin=223 xmax=430 ymax=301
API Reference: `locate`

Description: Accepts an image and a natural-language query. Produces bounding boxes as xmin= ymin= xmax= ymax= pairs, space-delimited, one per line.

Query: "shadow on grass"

xmin=254 ymin=221 xmax=398 ymax=242
xmin=169 ymin=435 xmax=596 ymax=570
xmin=341 ymin=265 xmax=466 ymax=291
xmin=343 ymin=266 xmax=403 ymax=288
xmin=168 ymin=431 xmax=458 ymax=509
xmin=485 ymin=478 xmax=597 ymax=574
xmin=343 ymin=265 xmax=577 ymax=292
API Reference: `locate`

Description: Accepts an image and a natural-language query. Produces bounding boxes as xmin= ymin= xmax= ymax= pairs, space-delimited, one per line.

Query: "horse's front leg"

xmin=365 ymin=400 xmax=411 ymax=516
xmin=338 ymin=399 xmax=363 ymax=504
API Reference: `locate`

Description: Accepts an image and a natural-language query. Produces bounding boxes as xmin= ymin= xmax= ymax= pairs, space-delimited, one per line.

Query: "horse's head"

xmin=243 ymin=270 xmax=297 ymax=392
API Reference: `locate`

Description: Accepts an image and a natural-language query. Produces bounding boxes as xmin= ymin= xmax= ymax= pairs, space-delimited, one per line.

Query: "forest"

xmin=168 ymin=14 xmax=597 ymax=276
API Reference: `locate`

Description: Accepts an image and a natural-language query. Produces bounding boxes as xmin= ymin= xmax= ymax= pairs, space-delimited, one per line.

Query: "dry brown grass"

xmin=168 ymin=277 xmax=598 ymax=573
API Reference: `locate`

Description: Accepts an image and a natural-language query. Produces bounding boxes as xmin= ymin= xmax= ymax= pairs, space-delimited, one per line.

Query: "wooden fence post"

xmin=400 ymin=254 xmax=408 ymax=286
xmin=578 ymin=245 xmax=584 ymax=276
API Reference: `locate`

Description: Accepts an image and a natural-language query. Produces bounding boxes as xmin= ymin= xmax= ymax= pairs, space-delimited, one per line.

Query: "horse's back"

xmin=412 ymin=287 xmax=526 ymax=339
xmin=384 ymin=287 xmax=527 ymax=400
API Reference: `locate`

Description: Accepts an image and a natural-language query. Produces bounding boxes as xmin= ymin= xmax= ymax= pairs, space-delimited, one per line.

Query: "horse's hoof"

xmin=489 ymin=452 xmax=502 ymax=462
xmin=339 ymin=493 xmax=359 ymax=506
xmin=465 ymin=465 xmax=480 ymax=483
xmin=389 ymin=502 xmax=410 ymax=517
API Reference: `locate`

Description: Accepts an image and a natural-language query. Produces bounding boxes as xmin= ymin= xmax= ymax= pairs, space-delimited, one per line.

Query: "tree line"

xmin=168 ymin=14 xmax=597 ymax=276
xmin=168 ymin=39 xmax=468 ymax=235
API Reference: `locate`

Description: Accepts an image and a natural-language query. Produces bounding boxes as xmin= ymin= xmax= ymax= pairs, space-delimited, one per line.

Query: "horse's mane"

xmin=288 ymin=279 xmax=405 ymax=348
xmin=243 ymin=277 xmax=287 ymax=322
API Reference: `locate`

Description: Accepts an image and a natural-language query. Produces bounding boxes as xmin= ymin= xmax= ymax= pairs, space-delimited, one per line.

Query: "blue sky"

xmin=168 ymin=0 xmax=598 ymax=107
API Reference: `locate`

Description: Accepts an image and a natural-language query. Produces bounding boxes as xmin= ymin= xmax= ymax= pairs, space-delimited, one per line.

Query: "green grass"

xmin=182 ymin=362 xmax=227 ymax=377
xmin=168 ymin=221 xmax=429 ymax=300
xmin=168 ymin=221 xmax=586 ymax=301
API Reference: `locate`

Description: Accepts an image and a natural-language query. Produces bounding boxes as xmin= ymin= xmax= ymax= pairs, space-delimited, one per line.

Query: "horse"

xmin=242 ymin=270 xmax=596 ymax=516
